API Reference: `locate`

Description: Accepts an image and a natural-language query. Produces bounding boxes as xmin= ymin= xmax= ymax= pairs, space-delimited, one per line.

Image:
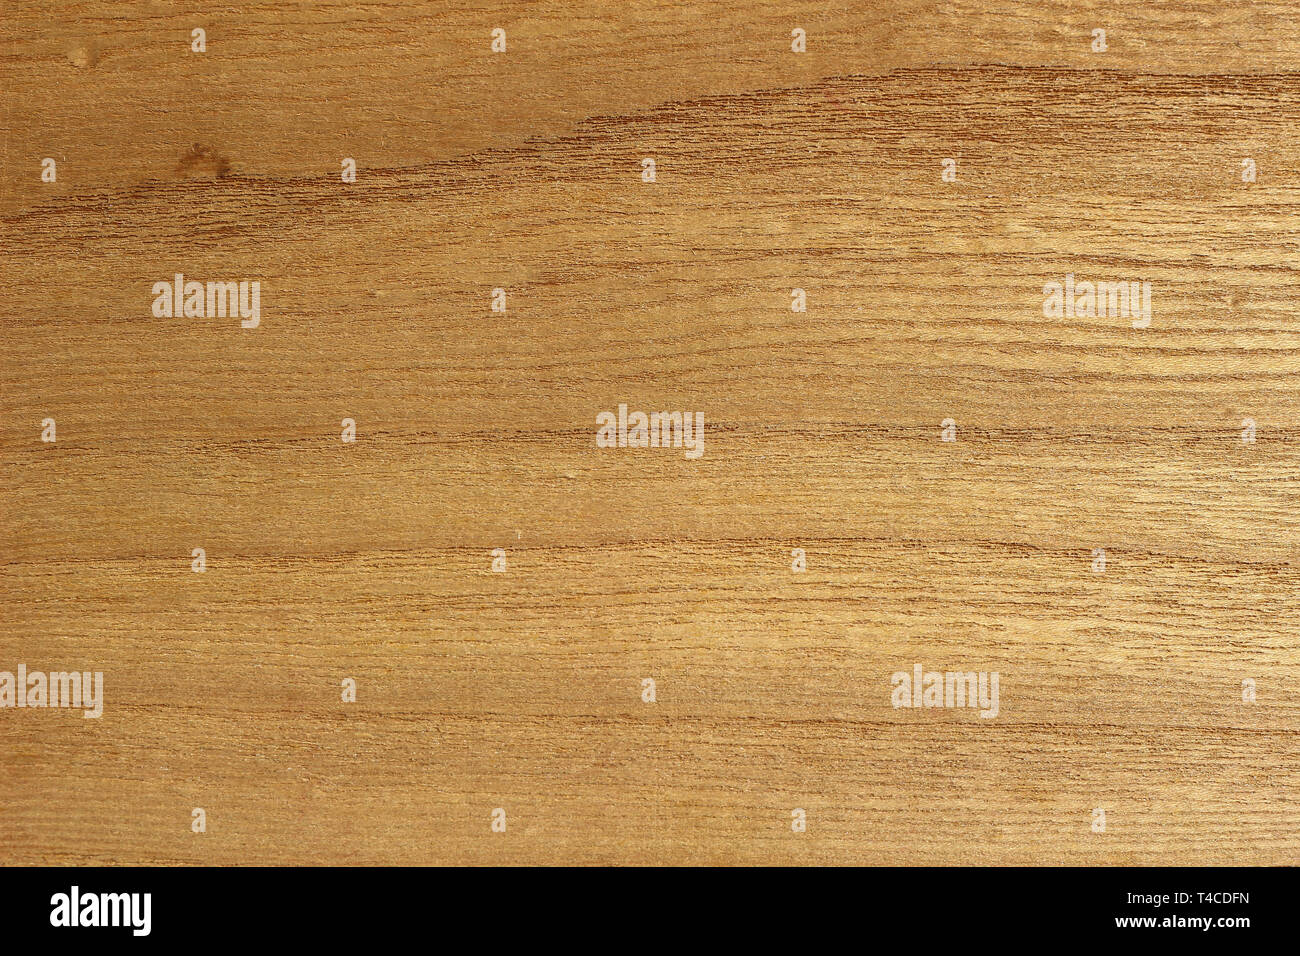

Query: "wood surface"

xmin=2 ymin=1 xmax=1298 ymax=866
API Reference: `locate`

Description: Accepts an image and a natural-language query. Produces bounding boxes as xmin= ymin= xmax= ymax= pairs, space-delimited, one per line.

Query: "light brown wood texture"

xmin=2 ymin=2 xmax=1299 ymax=865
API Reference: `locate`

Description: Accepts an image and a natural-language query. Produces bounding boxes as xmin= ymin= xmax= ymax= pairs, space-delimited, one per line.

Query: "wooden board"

xmin=2 ymin=1 xmax=1297 ymax=865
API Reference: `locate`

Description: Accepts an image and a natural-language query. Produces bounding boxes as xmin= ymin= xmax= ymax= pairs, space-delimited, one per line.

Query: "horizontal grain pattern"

xmin=3 ymin=3 xmax=1298 ymax=865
